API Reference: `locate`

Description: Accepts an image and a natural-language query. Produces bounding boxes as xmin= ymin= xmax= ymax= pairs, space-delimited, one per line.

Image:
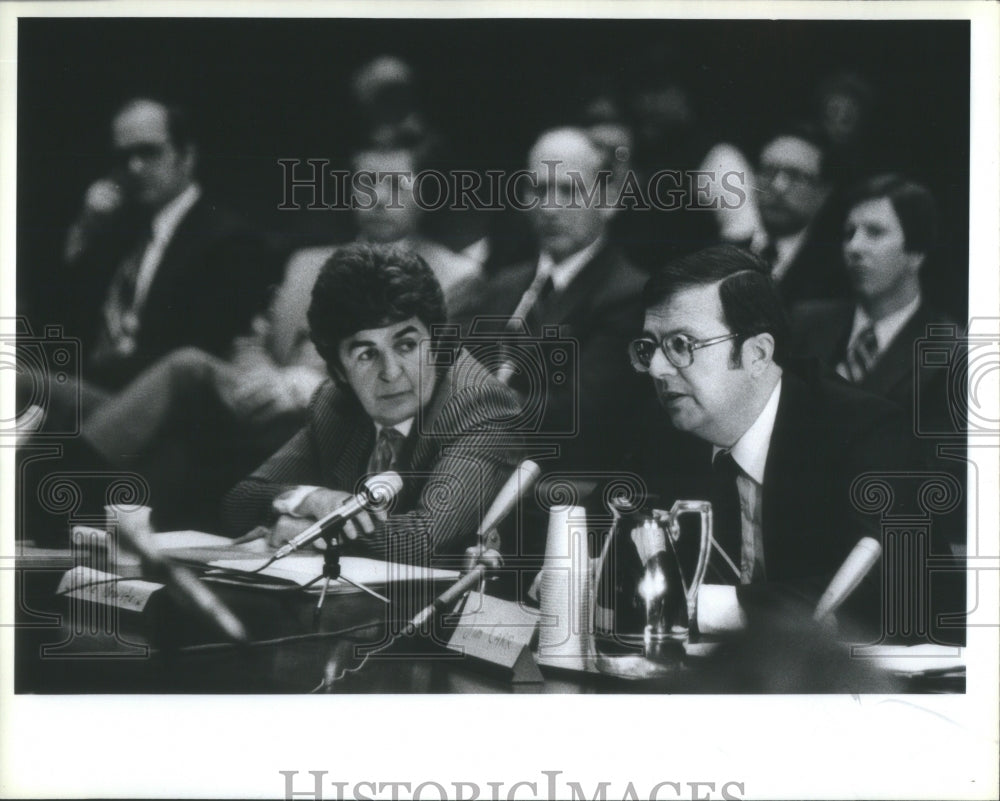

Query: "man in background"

xmin=457 ymin=127 xmax=648 ymax=473
xmin=749 ymin=123 xmax=849 ymax=308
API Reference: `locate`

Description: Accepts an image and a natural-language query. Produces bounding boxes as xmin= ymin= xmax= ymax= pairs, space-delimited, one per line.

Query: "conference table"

xmin=11 ymin=543 xmax=962 ymax=695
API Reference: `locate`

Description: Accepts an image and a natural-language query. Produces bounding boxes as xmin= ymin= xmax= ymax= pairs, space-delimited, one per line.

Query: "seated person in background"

xmin=747 ymin=122 xmax=850 ymax=309
xmin=790 ymin=174 xmax=957 ymax=439
xmin=222 ymin=243 xmax=522 ymax=567
xmin=455 ymin=127 xmax=649 ymax=473
xmin=284 ymin=142 xmax=482 ymax=317
xmin=626 ymin=245 xmax=918 ymax=636
xmin=63 ymin=250 xmax=329 ymax=531
xmin=23 ymin=96 xmax=279 ymax=428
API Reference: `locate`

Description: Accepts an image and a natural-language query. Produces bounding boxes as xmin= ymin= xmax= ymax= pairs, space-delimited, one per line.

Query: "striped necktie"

xmin=709 ymin=450 xmax=742 ymax=584
xmin=846 ymin=325 xmax=879 ymax=383
xmin=368 ymin=427 xmax=405 ymax=475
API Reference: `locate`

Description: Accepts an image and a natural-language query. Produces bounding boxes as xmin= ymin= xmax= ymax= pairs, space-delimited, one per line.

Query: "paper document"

xmin=207 ymin=554 xmax=458 ymax=591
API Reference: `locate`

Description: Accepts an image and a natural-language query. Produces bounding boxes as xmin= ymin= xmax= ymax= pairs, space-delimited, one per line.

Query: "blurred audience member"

xmin=457 ymin=127 xmax=648 ymax=472
xmin=26 ymin=97 xmax=279 ymax=429
xmin=812 ymin=70 xmax=880 ymax=182
xmin=749 ymin=122 xmax=850 ymax=307
xmin=790 ymin=174 xmax=958 ymax=447
xmin=614 ymin=48 xmax=755 ymax=267
xmin=287 ymin=144 xmax=482 ymax=316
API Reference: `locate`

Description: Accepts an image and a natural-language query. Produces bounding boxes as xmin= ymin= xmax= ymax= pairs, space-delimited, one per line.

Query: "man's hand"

xmin=65 ymin=178 xmax=125 ymax=262
xmin=296 ymin=487 xmax=383 ymax=542
xmin=266 ymin=487 xmax=384 ymax=548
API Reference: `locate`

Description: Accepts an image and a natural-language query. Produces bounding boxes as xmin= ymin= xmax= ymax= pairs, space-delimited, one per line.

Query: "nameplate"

xmin=447 ymin=592 xmax=542 ymax=683
xmin=57 ymin=566 xmax=163 ymax=613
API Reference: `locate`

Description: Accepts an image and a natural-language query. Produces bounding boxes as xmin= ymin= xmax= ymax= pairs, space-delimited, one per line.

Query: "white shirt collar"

xmin=713 ymin=378 xmax=782 ymax=485
xmin=151 ymin=183 xmax=200 ymax=242
xmin=848 ymin=293 xmax=923 ymax=354
xmin=373 ymin=418 xmax=413 ymax=439
xmin=537 ymin=236 xmax=604 ymax=292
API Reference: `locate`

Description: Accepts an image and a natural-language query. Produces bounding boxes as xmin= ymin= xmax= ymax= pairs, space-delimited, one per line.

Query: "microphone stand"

xmin=312 ymin=532 xmax=389 ymax=630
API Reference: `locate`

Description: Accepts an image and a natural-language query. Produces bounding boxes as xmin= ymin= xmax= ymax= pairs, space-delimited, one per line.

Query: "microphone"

xmin=409 ymin=460 xmax=541 ymax=629
xmin=474 ymin=460 xmax=543 ymax=549
xmin=116 ymin=526 xmax=249 ymax=644
xmin=273 ymin=471 xmax=403 ymax=560
xmin=814 ymin=536 xmax=882 ymax=623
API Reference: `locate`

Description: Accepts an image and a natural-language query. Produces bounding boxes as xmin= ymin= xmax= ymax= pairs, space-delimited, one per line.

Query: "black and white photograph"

xmin=1 ymin=2 xmax=997 ymax=799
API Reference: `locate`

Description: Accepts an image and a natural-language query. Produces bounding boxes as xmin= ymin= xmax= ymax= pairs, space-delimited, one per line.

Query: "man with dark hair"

xmin=749 ymin=123 xmax=850 ymax=307
xmin=628 ymin=244 xmax=916 ymax=633
xmin=222 ymin=243 xmax=522 ymax=566
xmin=791 ymin=174 xmax=953 ymax=426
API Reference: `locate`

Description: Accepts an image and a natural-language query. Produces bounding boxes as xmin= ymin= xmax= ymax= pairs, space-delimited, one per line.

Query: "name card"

xmin=57 ymin=566 xmax=163 ymax=613
xmin=447 ymin=592 xmax=543 ymax=683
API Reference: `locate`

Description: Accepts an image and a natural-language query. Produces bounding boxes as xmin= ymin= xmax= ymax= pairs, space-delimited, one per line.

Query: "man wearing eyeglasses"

xmin=627 ymin=244 xmax=914 ymax=634
xmin=47 ymin=97 xmax=279 ymax=402
xmin=748 ymin=122 xmax=850 ymax=308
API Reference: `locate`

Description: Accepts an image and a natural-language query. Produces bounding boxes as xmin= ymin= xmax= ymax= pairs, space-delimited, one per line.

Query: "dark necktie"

xmin=368 ymin=426 xmax=405 ymax=475
xmin=496 ymin=272 xmax=556 ymax=385
xmin=845 ymin=325 xmax=879 ymax=383
xmin=709 ymin=450 xmax=743 ymax=584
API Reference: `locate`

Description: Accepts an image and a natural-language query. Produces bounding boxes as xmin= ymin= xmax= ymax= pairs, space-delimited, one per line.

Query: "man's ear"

xmin=906 ymin=250 xmax=926 ymax=275
xmin=742 ymin=332 xmax=775 ymax=375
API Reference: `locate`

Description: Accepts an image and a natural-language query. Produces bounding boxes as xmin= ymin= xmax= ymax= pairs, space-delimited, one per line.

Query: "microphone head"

xmin=363 ymin=471 xmax=404 ymax=508
xmin=517 ymin=460 xmax=542 ymax=488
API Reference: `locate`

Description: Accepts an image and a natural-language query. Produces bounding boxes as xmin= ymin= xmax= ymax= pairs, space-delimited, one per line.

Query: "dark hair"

xmin=760 ymin=120 xmax=832 ymax=181
xmin=114 ymin=97 xmax=195 ymax=152
xmin=643 ymin=244 xmax=790 ymax=367
xmin=308 ymin=243 xmax=446 ymax=373
xmin=845 ymin=173 xmax=938 ymax=254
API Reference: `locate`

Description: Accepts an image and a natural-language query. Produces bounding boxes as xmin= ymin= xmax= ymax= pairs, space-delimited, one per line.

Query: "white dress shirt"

xmin=131 ymin=183 xmax=201 ymax=313
xmin=712 ymin=377 xmax=782 ymax=583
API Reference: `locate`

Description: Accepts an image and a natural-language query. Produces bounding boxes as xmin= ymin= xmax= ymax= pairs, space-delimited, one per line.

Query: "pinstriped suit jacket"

xmin=221 ymin=349 xmax=522 ymax=566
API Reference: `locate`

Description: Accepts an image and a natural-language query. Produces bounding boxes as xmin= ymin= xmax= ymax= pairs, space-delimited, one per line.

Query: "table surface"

xmin=10 ymin=550 xmax=962 ymax=695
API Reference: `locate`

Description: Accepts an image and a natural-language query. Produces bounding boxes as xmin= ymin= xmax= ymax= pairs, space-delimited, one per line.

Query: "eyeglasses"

xmin=628 ymin=332 xmax=739 ymax=371
xmin=758 ymin=164 xmax=821 ymax=190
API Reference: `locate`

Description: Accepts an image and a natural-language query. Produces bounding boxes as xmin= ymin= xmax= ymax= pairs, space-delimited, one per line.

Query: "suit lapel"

xmin=315 ymin=387 xmax=375 ymax=490
xmin=862 ymin=304 xmax=933 ymax=400
xmin=539 ymin=245 xmax=616 ymax=327
xmin=139 ymin=198 xmax=205 ymax=318
xmin=759 ymin=373 xmax=814 ymax=579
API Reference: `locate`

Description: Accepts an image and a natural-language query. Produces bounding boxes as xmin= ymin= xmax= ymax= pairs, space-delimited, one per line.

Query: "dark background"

xmin=17 ymin=18 xmax=970 ymax=321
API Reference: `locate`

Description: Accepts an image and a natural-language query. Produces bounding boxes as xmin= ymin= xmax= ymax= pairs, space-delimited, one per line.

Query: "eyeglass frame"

xmin=628 ymin=331 xmax=740 ymax=371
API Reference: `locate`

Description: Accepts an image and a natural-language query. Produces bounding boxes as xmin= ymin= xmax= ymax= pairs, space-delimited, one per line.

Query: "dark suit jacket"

xmin=629 ymin=364 xmax=918 ymax=629
xmin=221 ymin=349 xmax=522 ymax=566
xmin=790 ymin=299 xmax=955 ymax=426
xmin=456 ymin=243 xmax=649 ymax=470
xmin=63 ymin=195 xmax=281 ymax=389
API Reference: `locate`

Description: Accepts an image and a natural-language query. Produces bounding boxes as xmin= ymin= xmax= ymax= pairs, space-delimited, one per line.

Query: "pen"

xmin=232 ymin=525 xmax=270 ymax=546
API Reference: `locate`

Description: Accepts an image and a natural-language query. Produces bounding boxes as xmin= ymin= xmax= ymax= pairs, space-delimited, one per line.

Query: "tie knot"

xmin=846 ymin=325 xmax=879 ymax=382
xmin=713 ymin=450 xmax=739 ymax=477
